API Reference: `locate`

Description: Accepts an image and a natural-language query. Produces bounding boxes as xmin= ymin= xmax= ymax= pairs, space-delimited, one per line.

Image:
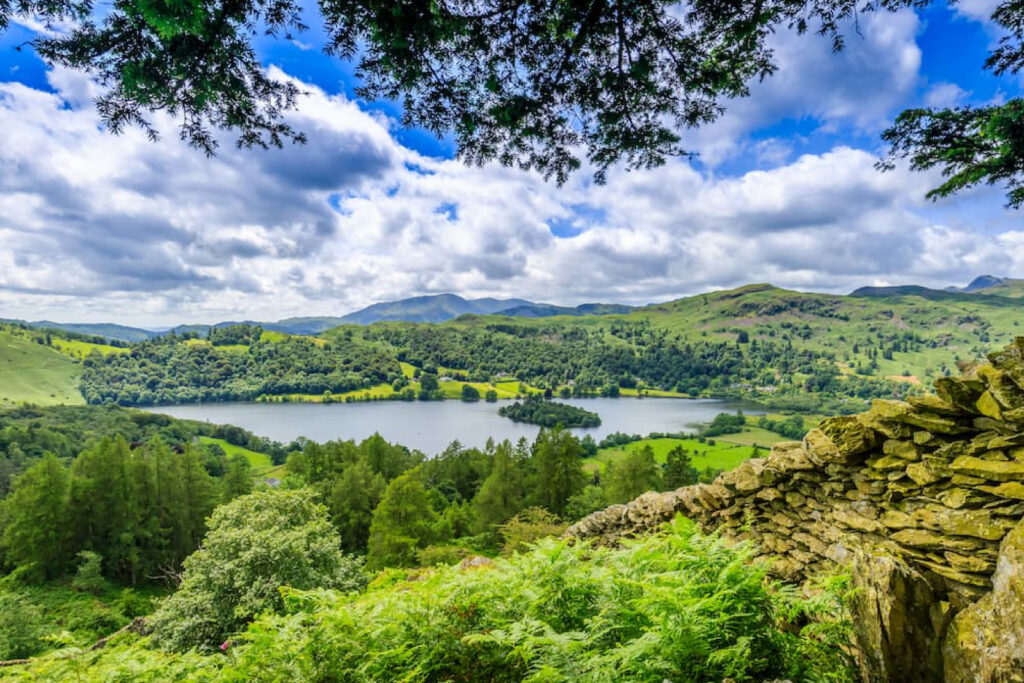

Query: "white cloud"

xmin=924 ymin=82 xmax=970 ymax=108
xmin=0 ymin=62 xmax=1020 ymax=326
xmin=687 ymin=9 xmax=923 ymax=166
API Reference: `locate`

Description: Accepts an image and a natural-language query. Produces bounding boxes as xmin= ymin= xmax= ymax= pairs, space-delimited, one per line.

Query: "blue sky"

xmin=0 ymin=2 xmax=1021 ymax=325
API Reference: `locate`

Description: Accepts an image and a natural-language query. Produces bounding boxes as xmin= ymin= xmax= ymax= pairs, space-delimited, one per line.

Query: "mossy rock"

xmin=951 ymin=456 xmax=1024 ymax=482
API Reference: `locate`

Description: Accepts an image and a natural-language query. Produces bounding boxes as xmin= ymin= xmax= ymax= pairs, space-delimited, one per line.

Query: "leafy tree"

xmin=149 ymin=489 xmax=364 ymax=652
xmin=0 ymin=453 xmax=71 ymax=579
xmin=221 ymin=455 xmax=253 ymax=502
xmin=663 ymin=446 xmax=699 ymax=489
xmin=702 ymin=412 xmax=746 ymax=437
xmin=68 ymin=436 xmax=134 ymax=581
xmin=12 ymin=0 xmax=1019 ymax=199
xmin=529 ymin=427 xmax=585 ymax=516
xmin=366 ymin=469 xmax=439 ymax=569
xmin=499 ymin=396 xmax=601 ymax=428
xmin=565 ymin=484 xmax=608 ymax=522
xmin=328 ymin=458 xmax=386 ymax=553
xmin=460 ymin=384 xmax=480 ymax=402
xmin=472 ymin=440 xmax=527 ymax=530
xmin=605 ymin=445 xmax=662 ymax=503
xmin=419 ymin=373 xmax=439 ymax=393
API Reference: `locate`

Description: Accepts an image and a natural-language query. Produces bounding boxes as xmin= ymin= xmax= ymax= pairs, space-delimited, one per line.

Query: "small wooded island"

xmin=498 ymin=396 xmax=601 ymax=428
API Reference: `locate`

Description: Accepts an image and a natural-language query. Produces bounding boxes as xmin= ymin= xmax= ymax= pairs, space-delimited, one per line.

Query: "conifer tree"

xmin=68 ymin=436 xmax=134 ymax=581
xmin=329 ymin=458 xmax=386 ymax=553
xmin=0 ymin=453 xmax=70 ymax=578
xmin=529 ymin=427 xmax=585 ymax=516
xmin=221 ymin=455 xmax=253 ymax=503
xmin=663 ymin=446 xmax=699 ymax=489
xmin=606 ymin=445 xmax=662 ymax=504
xmin=366 ymin=469 xmax=438 ymax=569
xmin=473 ymin=440 xmax=527 ymax=531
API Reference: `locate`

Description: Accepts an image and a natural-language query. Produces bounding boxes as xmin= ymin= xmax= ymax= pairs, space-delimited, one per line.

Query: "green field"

xmin=264 ymin=377 xmax=539 ymax=403
xmin=50 ymin=337 xmax=130 ymax=360
xmin=198 ymin=437 xmax=278 ymax=476
xmin=0 ymin=331 xmax=84 ymax=406
xmin=583 ymin=430 xmax=788 ymax=475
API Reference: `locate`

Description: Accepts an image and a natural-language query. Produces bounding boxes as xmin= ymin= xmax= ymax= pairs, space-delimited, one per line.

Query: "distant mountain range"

xmin=4 ymin=294 xmax=635 ymax=342
xmin=0 ymin=320 xmax=158 ymax=342
xmin=9 ymin=276 xmax=1020 ymax=343
xmin=851 ymin=275 xmax=1024 ymax=302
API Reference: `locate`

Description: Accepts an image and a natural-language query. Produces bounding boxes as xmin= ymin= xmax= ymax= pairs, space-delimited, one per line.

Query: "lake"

xmin=149 ymin=398 xmax=764 ymax=456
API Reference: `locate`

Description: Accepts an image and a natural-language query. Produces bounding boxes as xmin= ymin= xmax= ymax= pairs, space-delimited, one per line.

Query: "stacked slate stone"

xmin=567 ymin=338 xmax=1024 ymax=681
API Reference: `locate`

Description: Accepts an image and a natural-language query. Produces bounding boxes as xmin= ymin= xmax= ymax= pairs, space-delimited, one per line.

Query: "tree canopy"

xmin=2 ymin=0 xmax=1020 ymax=199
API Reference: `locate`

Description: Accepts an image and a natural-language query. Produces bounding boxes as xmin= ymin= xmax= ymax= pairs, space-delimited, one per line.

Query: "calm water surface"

xmin=149 ymin=398 xmax=763 ymax=456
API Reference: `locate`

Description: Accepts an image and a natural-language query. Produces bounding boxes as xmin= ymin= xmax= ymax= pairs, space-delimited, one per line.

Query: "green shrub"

xmin=225 ymin=516 xmax=854 ymax=683
xmin=498 ymin=507 xmax=567 ymax=555
xmin=0 ymin=593 xmax=45 ymax=659
xmin=149 ymin=489 xmax=366 ymax=652
xmin=71 ymin=551 xmax=107 ymax=595
xmin=416 ymin=544 xmax=471 ymax=567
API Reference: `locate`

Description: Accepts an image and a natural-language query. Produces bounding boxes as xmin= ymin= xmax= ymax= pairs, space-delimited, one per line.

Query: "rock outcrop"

xmin=567 ymin=337 xmax=1024 ymax=682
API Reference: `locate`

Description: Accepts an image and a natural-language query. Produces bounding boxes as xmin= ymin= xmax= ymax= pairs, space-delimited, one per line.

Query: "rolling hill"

xmin=8 ymin=280 xmax=1024 ymax=409
xmin=1 ymin=319 xmax=156 ymax=343
xmin=0 ymin=329 xmax=84 ymax=405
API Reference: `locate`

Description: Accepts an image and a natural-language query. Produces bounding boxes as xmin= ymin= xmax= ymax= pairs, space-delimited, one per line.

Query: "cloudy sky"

xmin=0 ymin=1 xmax=1021 ymax=326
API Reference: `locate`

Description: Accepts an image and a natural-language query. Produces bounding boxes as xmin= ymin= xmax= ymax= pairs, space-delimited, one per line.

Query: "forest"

xmin=497 ymin=396 xmax=602 ymax=427
xmin=0 ymin=404 xmax=854 ymax=681
xmin=0 ymin=404 xmax=742 ymax=664
xmin=74 ymin=320 xmax=904 ymax=410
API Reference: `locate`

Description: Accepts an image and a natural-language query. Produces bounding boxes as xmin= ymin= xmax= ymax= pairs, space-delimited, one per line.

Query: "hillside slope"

xmin=0 ymin=330 xmax=84 ymax=405
xmin=457 ymin=283 xmax=1021 ymax=388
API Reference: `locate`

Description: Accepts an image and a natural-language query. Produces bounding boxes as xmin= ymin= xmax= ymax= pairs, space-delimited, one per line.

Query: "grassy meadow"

xmin=0 ymin=330 xmax=84 ymax=406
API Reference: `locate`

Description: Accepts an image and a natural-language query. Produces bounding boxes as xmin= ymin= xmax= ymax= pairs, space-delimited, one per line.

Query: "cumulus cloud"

xmin=0 ymin=54 xmax=1021 ymax=326
xmin=686 ymin=9 xmax=923 ymax=166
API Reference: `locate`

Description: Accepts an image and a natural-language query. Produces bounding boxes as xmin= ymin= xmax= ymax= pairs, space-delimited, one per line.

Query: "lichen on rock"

xmin=566 ymin=336 xmax=1024 ymax=682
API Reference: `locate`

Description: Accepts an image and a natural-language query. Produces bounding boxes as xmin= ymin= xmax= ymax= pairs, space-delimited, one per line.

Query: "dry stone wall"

xmin=567 ymin=337 xmax=1024 ymax=683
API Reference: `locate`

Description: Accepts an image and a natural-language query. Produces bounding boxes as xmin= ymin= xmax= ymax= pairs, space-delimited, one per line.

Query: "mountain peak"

xmin=963 ymin=275 xmax=1006 ymax=292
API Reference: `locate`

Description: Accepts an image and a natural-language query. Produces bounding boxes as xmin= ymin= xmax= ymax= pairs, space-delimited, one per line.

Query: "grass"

xmin=264 ymin=378 xmax=538 ymax=403
xmin=619 ymin=387 xmax=689 ymax=398
xmin=198 ymin=437 xmax=275 ymax=475
xmin=438 ymin=380 xmax=521 ymax=399
xmin=0 ymin=331 xmax=84 ymax=406
xmin=259 ymin=330 xmax=289 ymax=344
xmin=0 ymin=577 xmax=166 ymax=658
xmin=583 ymin=430 xmax=782 ymax=474
xmin=49 ymin=338 xmax=129 ymax=360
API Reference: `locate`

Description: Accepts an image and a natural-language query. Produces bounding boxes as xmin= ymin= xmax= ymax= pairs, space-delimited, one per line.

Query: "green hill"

xmin=0 ymin=329 xmax=84 ymax=406
xmin=18 ymin=282 xmax=1024 ymax=409
xmin=455 ymin=283 xmax=1021 ymax=388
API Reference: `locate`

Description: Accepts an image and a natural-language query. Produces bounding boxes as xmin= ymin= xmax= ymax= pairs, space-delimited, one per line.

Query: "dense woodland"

xmin=0 ymin=405 xmax=849 ymax=680
xmin=0 ymin=404 xmax=731 ymax=663
xmin=498 ymin=396 xmax=602 ymax=427
xmin=78 ymin=328 xmax=399 ymax=405
xmin=74 ymin=320 xmax=903 ymax=409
